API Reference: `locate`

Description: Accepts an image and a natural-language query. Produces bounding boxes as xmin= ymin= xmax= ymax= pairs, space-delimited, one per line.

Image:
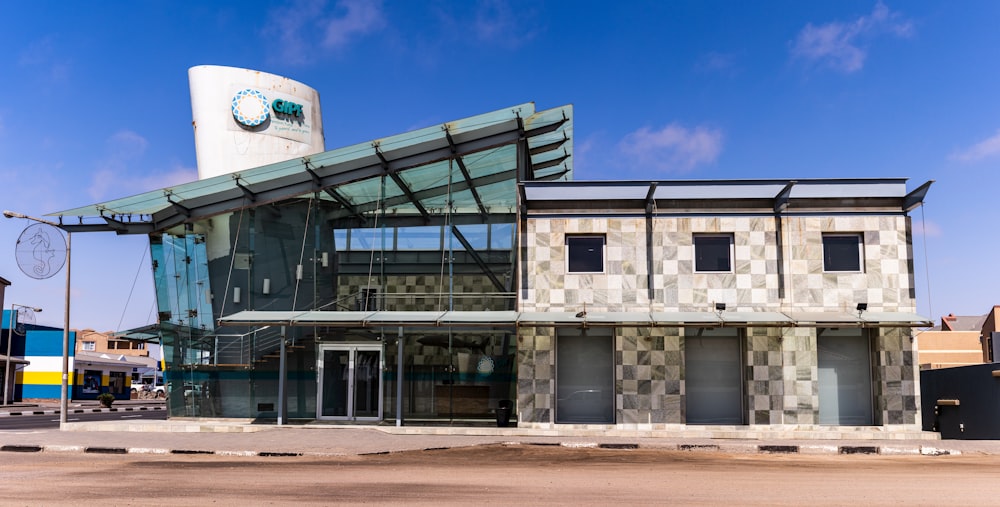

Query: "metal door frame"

xmin=317 ymin=343 xmax=384 ymax=421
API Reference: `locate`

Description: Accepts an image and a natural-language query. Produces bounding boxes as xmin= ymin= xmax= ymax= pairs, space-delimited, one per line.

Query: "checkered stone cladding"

xmin=517 ymin=216 xmax=919 ymax=427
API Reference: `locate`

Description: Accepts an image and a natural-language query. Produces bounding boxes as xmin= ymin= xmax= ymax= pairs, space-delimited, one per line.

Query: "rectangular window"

xmin=823 ymin=234 xmax=863 ymax=272
xmin=694 ymin=234 xmax=733 ymax=272
xmin=567 ymin=235 xmax=605 ymax=273
xmin=82 ymin=341 xmax=96 ymax=351
xmin=108 ymin=372 xmax=126 ymax=394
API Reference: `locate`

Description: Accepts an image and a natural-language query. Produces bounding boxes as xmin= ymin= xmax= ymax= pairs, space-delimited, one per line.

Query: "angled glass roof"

xmin=51 ymin=103 xmax=574 ymax=234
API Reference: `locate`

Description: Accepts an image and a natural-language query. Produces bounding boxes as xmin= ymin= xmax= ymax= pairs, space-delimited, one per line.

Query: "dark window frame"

xmin=694 ymin=234 xmax=734 ymax=273
xmin=566 ymin=235 xmax=605 ymax=273
xmin=822 ymin=233 xmax=863 ymax=272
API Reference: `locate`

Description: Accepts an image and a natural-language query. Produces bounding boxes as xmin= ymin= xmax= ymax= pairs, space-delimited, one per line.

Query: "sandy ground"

xmin=2 ymin=445 xmax=999 ymax=506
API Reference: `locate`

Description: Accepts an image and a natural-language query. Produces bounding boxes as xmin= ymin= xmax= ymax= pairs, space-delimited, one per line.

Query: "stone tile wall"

xmin=517 ymin=214 xmax=921 ymax=429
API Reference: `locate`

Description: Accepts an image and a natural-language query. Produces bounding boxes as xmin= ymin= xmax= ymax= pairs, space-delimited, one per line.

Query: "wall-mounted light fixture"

xmin=262 ymin=278 xmax=271 ymax=295
xmin=321 ymin=252 xmax=329 ymax=268
xmin=856 ymin=302 xmax=868 ymax=318
xmin=715 ymin=302 xmax=727 ymax=312
xmin=233 ymin=287 xmax=241 ymax=304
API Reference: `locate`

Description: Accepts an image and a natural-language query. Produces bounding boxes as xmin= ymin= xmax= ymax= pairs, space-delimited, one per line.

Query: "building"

xmin=979 ymin=306 xmax=1000 ymax=362
xmin=517 ymin=179 xmax=931 ymax=429
xmin=72 ymin=350 xmax=150 ymax=401
xmin=47 ymin=70 xmax=934 ymax=436
xmin=920 ymin=308 xmax=1000 ymax=439
xmin=75 ymin=329 xmax=161 ymax=392
xmin=915 ymin=314 xmax=985 ymax=369
xmin=0 ymin=315 xmax=76 ymax=402
xmin=76 ymin=329 xmax=150 ymax=357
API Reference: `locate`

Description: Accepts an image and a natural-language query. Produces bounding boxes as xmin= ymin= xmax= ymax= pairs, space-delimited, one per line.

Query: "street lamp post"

xmin=4 ymin=304 xmax=42 ymax=405
xmin=3 ymin=210 xmax=71 ymax=428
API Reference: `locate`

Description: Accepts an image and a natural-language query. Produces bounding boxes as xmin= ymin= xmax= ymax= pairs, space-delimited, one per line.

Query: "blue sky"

xmin=1 ymin=0 xmax=997 ymax=331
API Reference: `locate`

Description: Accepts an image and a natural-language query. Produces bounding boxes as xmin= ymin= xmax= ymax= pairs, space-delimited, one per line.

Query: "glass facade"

xmin=152 ymin=178 xmax=519 ymax=422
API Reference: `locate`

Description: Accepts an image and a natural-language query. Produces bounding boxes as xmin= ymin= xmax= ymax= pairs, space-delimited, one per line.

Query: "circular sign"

xmin=476 ymin=356 xmax=495 ymax=375
xmin=231 ymin=88 xmax=269 ymax=127
xmin=14 ymin=223 xmax=67 ymax=280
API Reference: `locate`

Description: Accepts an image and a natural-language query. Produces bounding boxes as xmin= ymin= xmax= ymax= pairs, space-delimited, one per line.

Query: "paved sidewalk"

xmin=2 ymin=400 xmax=999 ymax=458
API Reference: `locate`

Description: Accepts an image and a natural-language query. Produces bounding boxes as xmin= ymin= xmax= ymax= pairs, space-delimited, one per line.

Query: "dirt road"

xmin=2 ymin=445 xmax=998 ymax=505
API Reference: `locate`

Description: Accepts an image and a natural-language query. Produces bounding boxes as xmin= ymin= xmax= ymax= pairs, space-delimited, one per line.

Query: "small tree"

xmin=96 ymin=393 xmax=115 ymax=407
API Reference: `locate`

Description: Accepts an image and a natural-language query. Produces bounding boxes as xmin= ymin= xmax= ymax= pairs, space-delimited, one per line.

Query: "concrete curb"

xmin=0 ymin=440 xmax=963 ymax=459
xmin=0 ymin=406 xmax=165 ymax=417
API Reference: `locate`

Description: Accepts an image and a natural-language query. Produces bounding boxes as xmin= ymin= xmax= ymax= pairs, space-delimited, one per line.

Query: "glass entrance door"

xmin=317 ymin=344 xmax=382 ymax=421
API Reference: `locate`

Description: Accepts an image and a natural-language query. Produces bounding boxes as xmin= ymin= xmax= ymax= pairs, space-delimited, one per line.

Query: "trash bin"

xmin=496 ymin=399 xmax=513 ymax=427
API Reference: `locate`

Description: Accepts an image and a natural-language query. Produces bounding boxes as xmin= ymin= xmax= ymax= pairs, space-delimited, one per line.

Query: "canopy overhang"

xmin=216 ymin=310 xmax=932 ymax=329
xmin=49 ymin=103 xmax=574 ymax=234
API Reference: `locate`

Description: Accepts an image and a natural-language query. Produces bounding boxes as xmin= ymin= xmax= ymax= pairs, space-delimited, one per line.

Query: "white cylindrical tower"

xmin=189 ymin=65 xmax=325 ymax=179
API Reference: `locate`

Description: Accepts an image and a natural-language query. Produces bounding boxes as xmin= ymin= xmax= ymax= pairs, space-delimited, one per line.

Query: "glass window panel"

xmin=567 ymin=236 xmax=604 ymax=273
xmin=491 ymin=223 xmax=514 ymax=250
xmin=823 ymin=234 xmax=862 ymax=272
xmin=397 ymin=226 xmax=443 ymax=250
xmin=685 ymin=328 xmax=743 ymax=424
xmin=454 ymin=224 xmax=488 ymax=250
xmin=556 ymin=329 xmax=614 ymax=424
xmin=334 ymin=229 xmax=348 ymax=251
xmin=349 ymin=228 xmax=387 ymax=251
xmin=694 ymin=235 xmax=732 ymax=272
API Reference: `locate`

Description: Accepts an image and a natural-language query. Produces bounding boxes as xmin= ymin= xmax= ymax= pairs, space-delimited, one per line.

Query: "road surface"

xmin=2 ymin=444 xmax=998 ymax=505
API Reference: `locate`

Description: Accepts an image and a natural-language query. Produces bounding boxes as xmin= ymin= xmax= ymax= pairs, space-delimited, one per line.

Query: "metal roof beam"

xmin=529 ymin=133 xmax=568 ymax=156
xmin=327 ymin=168 xmax=519 ymax=223
xmin=376 ymin=143 xmax=433 ymax=223
xmin=323 ymin=188 xmax=369 ymax=226
xmin=233 ymin=175 xmax=256 ymax=202
xmin=449 ymin=226 xmax=507 ymax=293
xmin=444 ymin=127 xmax=489 ymax=219
xmin=531 ymin=151 xmax=570 ymax=172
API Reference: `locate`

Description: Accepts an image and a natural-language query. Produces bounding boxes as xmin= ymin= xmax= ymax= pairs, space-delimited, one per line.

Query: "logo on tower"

xmin=231 ymin=89 xmax=270 ymax=127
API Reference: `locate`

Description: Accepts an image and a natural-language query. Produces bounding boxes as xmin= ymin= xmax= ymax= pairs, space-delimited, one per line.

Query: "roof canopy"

xmin=521 ymin=178 xmax=933 ymax=215
xmin=51 ymin=103 xmax=574 ymax=234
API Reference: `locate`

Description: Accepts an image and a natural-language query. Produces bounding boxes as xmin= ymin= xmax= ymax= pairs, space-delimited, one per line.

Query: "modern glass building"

xmin=53 ymin=103 xmax=572 ymax=423
xmin=51 ymin=101 xmax=936 ymax=435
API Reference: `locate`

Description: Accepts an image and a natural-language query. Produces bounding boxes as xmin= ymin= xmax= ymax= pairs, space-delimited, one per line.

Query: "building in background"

xmin=916 ymin=314 xmax=986 ymax=369
xmin=6 ymin=319 xmax=76 ymax=401
xmin=72 ymin=350 xmax=149 ymax=401
xmin=75 ymin=329 xmax=161 ymax=394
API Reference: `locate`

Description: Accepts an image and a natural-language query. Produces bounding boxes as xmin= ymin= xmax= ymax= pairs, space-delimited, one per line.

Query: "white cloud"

xmin=17 ymin=35 xmax=71 ymax=82
xmin=88 ymin=163 xmax=198 ymax=202
xmin=618 ymin=123 xmax=723 ymax=174
xmin=322 ymin=0 xmax=386 ymax=49
xmin=107 ymin=130 xmax=149 ymax=160
xmin=266 ymin=0 xmax=385 ymax=65
xmin=473 ymin=0 xmax=538 ymax=48
xmin=790 ymin=2 xmax=913 ymax=73
xmin=696 ymin=51 xmax=740 ymax=75
xmin=87 ymin=131 xmax=196 ymax=200
xmin=950 ymin=130 xmax=1000 ymax=163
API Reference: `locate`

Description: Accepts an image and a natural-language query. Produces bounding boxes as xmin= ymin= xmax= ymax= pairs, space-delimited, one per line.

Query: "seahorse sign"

xmin=29 ymin=227 xmax=54 ymax=278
